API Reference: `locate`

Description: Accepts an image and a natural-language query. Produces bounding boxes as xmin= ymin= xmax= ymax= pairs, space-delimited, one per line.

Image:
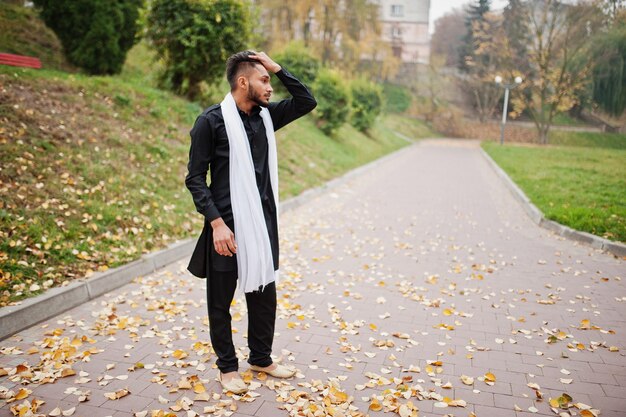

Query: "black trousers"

xmin=207 ymin=269 xmax=277 ymax=373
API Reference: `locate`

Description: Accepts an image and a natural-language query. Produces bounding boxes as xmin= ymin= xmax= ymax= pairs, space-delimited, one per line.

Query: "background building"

xmin=376 ymin=0 xmax=431 ymax=64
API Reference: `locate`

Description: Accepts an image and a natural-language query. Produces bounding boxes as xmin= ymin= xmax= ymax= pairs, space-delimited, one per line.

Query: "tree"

xmin=503 ymin=0 xmax=531 ymax=73
xmin=463 ymin=12 xmax=516 ymax=122
xmin=589 ymin=7 xmax=626 ymax=117
xmin=146 ymin=0 xmax=251 ymax=100
xmin=510 ymin=0 xmax=603 ymax=144
xmin=459 ymin=0 xmax=491 ymax=72
xmin=431 ymin=9 xmax=467 ymax=68
xmin=603 ymin=0 xmax=625 ymax=21
xmin=33 ymin=0 xmax=142 ymax=75
xmin=423 ymin=55 xmax=448 ymax=122
xmin=339 ymin=0 xmax=381 ymax=72
xmin=254 ymin=0 xmax=314 ymax=47
xmin=256 ymin=0 xmax=381 ymax=73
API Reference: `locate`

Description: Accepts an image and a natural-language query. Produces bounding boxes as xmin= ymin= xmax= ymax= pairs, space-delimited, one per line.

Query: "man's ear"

xmin=237 ymin=75 xmax=248 ymax=90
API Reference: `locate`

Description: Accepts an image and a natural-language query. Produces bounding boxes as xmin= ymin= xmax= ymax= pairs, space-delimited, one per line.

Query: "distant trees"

xmin=432 ymin=0 xmax=622 ymax=142
xmin=509 ymin=1 xmax=603 ymax=143
xmin=590 ymin=8 xmax=626 ymax=117
xmin=256 ymin=0 xmax=389 ymax=77
xmin=423 ymin=55 xmax=449 ymax=122
xmin=430 ymin=9 xmax=466 ymax=68
xmin=465 ymin=12 xmax=515 ymax=122
xmin=502 ymin=0 xmax=530 ymax=74
xmin=146 ymin=0 xmax=251 ymax=100
xmin=33 ymin=0 xmax=142 ymax=75
xmin=459 ymin=0 xmax=491 ymax=72
xmin=452 ymin=0 xmax=513 ymax=123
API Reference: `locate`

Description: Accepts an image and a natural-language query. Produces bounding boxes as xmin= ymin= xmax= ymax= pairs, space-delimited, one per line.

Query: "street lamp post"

xmin=495 ymin=75 xmax=523 ymax=145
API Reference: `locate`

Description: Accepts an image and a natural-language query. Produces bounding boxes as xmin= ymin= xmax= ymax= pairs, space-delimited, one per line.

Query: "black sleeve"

xmin=268 ymin=67 xmax=317 ymax=131
xmin=185 ymin=115 xmax=221 ymax=221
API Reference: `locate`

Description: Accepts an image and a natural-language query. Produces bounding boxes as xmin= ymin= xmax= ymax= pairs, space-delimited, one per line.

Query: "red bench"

xmin=0 ymin=53 xmax=42 ymax=69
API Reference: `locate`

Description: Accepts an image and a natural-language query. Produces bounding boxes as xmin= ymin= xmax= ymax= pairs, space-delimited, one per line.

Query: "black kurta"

xmin=185 ymin=68 xmax=317 ymax=278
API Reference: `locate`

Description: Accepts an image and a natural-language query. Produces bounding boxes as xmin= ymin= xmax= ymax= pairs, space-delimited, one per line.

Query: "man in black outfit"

xmin=185 ymin=51 xmax=316 ymax=393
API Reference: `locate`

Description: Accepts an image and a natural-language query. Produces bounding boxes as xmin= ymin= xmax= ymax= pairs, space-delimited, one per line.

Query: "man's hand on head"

xmin=250 ymin=52 xmax=281 ymax=74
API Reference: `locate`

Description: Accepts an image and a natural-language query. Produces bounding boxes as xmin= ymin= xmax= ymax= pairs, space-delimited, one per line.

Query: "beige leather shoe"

xmin=217 ymin=372 xmax=248 ymax=394
xmin=250 ymin=363 xmax=296 ymax=378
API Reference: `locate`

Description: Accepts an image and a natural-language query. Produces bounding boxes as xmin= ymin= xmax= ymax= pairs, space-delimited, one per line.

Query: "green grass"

xmin=551 ymin=113 xmax=587 ymax=127
xmin=550 ymin=130 xmax=626 ymax=149
xmin=483 ymin=142 xmax=626 ymax=243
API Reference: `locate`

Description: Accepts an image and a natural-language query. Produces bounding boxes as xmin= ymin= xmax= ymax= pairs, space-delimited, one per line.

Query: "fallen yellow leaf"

xmin=369 ymin=398 xmax=382 ymax=412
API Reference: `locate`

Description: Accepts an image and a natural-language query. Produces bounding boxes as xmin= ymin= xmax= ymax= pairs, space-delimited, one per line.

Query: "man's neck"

xmin=232 ymin=91 xmax=254 ymax=115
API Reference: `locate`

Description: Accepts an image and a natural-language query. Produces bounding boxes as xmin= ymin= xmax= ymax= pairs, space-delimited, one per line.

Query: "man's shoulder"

xmin=200 ymin=103 xmax=223 ymax=119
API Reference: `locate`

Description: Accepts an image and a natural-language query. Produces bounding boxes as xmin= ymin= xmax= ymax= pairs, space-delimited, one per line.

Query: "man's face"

xmin=245 ymin=64 xmax=272 ymax=107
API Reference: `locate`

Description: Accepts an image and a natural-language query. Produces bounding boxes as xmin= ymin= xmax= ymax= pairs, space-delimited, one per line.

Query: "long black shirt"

xmin=185 ymin=68 xmax=317 ymax=272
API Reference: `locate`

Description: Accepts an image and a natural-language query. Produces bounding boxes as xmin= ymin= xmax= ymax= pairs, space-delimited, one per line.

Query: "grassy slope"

xmin=0 ymin=6 xmax=436 ymax=305
xmin=277 ymin=114 xmax=432 ymax=196
xmin=0 ymin=66 xmax=202 ymax=305
xmin=483 ymin=141 xmax=626 ymax=243
xmin=0 ymin=3 xmax=73 ymax=71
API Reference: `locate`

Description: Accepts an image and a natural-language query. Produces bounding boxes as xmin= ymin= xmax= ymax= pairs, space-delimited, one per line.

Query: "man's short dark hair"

xmin=226 ymin=51 xmax=259 ymax=90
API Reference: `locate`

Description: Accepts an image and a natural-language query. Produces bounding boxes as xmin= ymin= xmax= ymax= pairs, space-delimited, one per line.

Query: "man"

xmin=185 ymin=51 xmax=316 ymax=393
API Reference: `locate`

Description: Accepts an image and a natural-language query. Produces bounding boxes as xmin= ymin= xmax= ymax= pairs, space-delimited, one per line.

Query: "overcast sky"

xmin=429 ymin=0 xmax=508 ymax=33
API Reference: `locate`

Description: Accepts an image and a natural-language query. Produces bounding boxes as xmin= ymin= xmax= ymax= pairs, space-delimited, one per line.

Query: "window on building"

xmin=391 ymin=4 xmax=403 ymax=17
xmin=391 ymin=26 xmax=402 ymax=38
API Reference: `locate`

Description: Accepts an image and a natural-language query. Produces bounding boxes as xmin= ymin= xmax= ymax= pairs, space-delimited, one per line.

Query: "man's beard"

xmin=248 ymin=89 xmax=270 ymax=108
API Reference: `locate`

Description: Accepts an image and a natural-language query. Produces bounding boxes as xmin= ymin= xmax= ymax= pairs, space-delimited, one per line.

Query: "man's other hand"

xmin=211 ymin=218 xmax=237 ymax=256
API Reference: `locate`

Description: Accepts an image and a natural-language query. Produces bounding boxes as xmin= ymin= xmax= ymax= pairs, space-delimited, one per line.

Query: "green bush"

xmin=350 ymin=78 xmax=383 ymax=132
xmin=33 ymin=0 xmax=141 ymax=75
xmin=312 ymin=69 xmax=350 ymax=136
xmin=382 ymin=83 xmax=412 ymax=113
xmin=273 ymin=41 xmax=320 ymax=94
xmin=146 ymin=0 xmax=251 ymax=101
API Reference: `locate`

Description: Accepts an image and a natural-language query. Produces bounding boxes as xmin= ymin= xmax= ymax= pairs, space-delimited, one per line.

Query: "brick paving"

xmin=1 ymin=139 xmax=625 ymax=417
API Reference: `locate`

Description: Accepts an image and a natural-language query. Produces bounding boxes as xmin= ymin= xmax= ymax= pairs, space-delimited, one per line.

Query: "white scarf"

xmin=221 ymin=92 xmax=279 ymax=293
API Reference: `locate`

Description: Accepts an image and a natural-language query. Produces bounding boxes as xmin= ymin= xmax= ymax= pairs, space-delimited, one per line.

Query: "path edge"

xmin=479 ymin=147 xmax=626 ymax=259
xmin=0 ymin=140 xmax=420 ymax=341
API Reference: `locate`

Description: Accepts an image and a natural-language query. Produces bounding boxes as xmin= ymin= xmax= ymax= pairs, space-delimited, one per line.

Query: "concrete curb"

xmin=480 ymin=147 xmax=626 ymax=258
xmin=0 ymin=141 xmax=419 ymax=341
xmin=0 ymin=240 xmax=198 ymax=341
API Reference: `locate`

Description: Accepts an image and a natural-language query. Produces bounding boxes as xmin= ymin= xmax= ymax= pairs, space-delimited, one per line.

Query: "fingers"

xmin=226 ymin=236 xmax=237 ymax=255
xmin=250 ymin=51 xmax=269 ymax=62
xmin=214 ymin=232 xmax=236 ymax=257
xmin=215 ymin=240 xmax=233 ymax=257
xmin=249 ymin=52 xmax=280 ymax=73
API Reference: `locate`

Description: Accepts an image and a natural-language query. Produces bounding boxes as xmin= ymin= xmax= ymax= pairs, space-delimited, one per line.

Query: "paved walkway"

xmin=1 ymin=140 xmax=624 ymax=417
